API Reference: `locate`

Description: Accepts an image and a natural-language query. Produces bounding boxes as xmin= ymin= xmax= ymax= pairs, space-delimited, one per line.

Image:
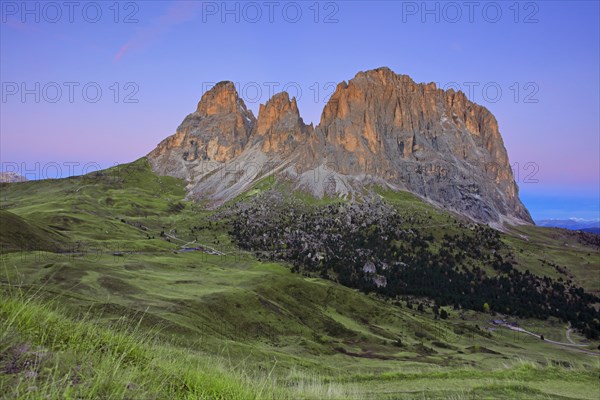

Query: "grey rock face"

xmin=148 ymin=68 xmax=532 ymax=225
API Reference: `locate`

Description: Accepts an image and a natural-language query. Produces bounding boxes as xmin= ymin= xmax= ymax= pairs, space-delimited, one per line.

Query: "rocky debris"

xmin=218 ymin=190 xmax=413 ymax=274
xmin=148 ymin=67 xmax=532 ymax=225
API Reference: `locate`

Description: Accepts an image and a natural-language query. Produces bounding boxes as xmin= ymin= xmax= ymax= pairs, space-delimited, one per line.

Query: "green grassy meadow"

xmin=1 ymin=158 xmax=599 ymax=399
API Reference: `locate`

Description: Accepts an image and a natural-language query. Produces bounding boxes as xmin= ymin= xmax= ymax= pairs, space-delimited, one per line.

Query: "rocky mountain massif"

xmin=148 ymin=67 xmax=532 ymax=225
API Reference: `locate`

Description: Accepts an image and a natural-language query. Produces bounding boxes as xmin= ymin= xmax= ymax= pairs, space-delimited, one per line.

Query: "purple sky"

xmin=1 ymin=1 xmax=598 ymax=220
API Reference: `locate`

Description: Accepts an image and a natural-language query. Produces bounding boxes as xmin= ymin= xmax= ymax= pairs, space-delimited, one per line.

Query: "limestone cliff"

xmin=148 ymin=81 xmax=255 ymax=180
xmin=251 ymin=92 xmax=313 ymax=156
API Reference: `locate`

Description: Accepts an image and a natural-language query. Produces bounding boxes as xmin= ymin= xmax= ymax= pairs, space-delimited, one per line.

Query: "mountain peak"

xmin=259 ymin=91 xmax=298 ymax=118
xmin=196 ymin=81 xmax=246 ymax=117
xmin=148 ymin=81 xmax=256 ymax=172
xmin=356 ymin=66 xmax=397 ymax=80
xmin=254 ymin=91 xmax=311 ymax=154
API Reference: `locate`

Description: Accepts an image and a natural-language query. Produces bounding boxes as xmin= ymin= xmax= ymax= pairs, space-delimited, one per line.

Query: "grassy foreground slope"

xmin=1 ymin=158 xmax=599 ymax=399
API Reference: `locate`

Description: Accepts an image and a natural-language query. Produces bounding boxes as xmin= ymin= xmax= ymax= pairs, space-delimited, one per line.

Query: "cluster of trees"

xmin=225 ymin=192 xmax=600 ymax=339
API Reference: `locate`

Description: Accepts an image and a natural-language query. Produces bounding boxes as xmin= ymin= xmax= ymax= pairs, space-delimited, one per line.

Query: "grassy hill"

xmin=1 ymin=158 xmax=599 ymax=399
xmin=0 ymin=209 xmax=67 ymax=252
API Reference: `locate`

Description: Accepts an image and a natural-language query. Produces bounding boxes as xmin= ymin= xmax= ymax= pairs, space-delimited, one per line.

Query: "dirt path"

xmin=565 ymin=323 xmax=581 ymax=345
xmin=566 ymin=328 xmax=577 ymax=344
xmin=497 ymin=323 xmax=599 ymax=356
xmin=165 ymin=233 xmax=226 ymax=255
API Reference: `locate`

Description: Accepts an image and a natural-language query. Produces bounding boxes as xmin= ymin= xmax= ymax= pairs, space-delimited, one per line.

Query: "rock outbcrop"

xmin=0 ymin=172 xmax=28 ymax=183
xmin=148 ymin=68 xmax=532 ymax=225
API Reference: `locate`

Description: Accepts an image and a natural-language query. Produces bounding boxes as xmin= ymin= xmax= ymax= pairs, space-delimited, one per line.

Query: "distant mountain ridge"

xmin=148 ymin=67 xmax=532 ymax=226
xmin=0 ymin=172 xmax=28 ymax=183
xmin=536 ymin=218 xmax=600 ymax=233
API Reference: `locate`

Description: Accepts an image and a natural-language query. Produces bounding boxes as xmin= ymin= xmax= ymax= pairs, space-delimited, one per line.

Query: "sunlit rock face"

xmin=251 ymin=91 xmax=314 ymax=156
xmin=148 ymin=81 xmax=256 ymax=180
xmin=148 ymin=68 xmax=532 ymax=225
